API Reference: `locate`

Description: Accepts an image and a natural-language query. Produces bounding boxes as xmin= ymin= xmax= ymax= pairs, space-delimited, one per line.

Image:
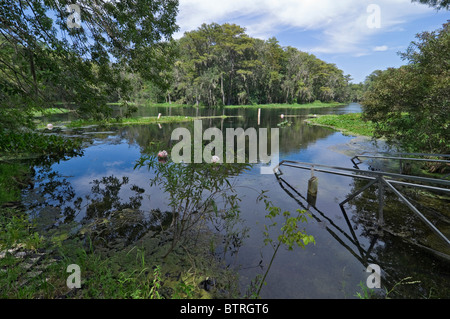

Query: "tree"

xmin=362 ymin=22 xmax=449 ymax=155
xmin=166 ymin=23 xmax=351 ymax=107
xmin=0 ymin=0 xmax=179 ymax=128
xmin=171 ymin=23 xmax=255 ymax=106
xmin=348 ymin=83 xmax=365 ymax=102
xmin=411 ymin=0 xmax=449 ymax=10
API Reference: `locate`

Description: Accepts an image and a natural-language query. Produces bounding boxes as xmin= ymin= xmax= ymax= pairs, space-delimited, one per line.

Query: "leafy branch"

xmin=253 ymin=195 xmax=315 ymax=297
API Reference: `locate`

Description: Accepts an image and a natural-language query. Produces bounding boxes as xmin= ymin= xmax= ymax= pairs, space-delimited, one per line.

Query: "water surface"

xmin=28 ymin=103 xmax=450 ymax=298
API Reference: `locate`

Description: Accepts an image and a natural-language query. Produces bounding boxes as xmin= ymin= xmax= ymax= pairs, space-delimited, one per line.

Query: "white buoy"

xmin=47 ymin=123 xmax=53 ymax=130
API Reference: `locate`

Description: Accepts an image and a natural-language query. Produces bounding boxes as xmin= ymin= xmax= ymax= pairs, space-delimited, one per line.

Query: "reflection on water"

xmin=26 ymin=103 xmax=450 ymax=298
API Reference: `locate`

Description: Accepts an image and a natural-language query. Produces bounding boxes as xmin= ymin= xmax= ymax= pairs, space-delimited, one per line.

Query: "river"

xmin=26 ymin=103 xmax=450 ymax=298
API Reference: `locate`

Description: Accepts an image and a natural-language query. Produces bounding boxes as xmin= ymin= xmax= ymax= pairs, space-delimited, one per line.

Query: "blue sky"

xmin=174 ymin=0 xmax=449 ymax=83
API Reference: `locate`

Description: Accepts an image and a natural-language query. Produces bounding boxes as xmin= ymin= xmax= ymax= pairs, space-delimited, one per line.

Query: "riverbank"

xmin=224 ymin=101 xmax=347 ymax=109
xmin=305 ymin=113 xmax=375 ymax=137
xmin=39 ymin=101 xmax=347 ymax=113
xmin=31 ymin=108 xmax=72 ymax=117
xmin=37 ymin=115 xmax=234 ymax=129
xmin=135 ymin=101 xmax=346 ymax=109
xmin=0 ymin=206 xmax=237 ymax=298
xmin=67 ymin=115 xmax=231 ymax=128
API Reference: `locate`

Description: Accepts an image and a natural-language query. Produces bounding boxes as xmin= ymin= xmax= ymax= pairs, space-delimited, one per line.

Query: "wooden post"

xmin=307 ymin=166 xmax=318 ymax=206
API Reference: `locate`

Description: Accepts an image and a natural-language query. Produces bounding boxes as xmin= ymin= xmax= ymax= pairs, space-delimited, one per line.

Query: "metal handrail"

xmin=351 ymin=153 xmax=450 ymax=179
xmin=274 ymin=160 xmax=450 ymax=247
xmin=276 ymin=160 xmax=450 ymax=188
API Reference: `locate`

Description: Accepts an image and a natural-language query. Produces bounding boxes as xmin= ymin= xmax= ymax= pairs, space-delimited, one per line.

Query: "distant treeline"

xmin=131 ymin=23 xmax=364 ymax=107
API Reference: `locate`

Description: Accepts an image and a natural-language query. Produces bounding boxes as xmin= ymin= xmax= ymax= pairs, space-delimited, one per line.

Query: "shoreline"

xmin=36 ymin=115 xmax=236 ymax=129
xmin=304 ymin=113 xmax=375 ymax=137
xmin=223 ymin=101 xmax=347 ymax=109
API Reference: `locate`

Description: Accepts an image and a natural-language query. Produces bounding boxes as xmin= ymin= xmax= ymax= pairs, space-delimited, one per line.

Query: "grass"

xmin=32 ymin=101 xmax=346 ymax=119
xmin=130 ymin=101 xmax=347 ymax=109
xmin=0 ymin=163 xmax=30 ymax=205
xmin=0 ymin=210 xmax=162 ymax=298
xmin=305 ymin=113 xmax=375 ymax=137
xmin=140 ymin=102 xmax=186 ymax=108
xmin=31 ymin=108 xmax=72 ymax=117
xmin=0 ymin=206 xmax=235 ymax=299
xmin=65 ymin=115 xmax=232 ymax=128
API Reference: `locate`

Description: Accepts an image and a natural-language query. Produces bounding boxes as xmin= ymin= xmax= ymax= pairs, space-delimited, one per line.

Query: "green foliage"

xmin=355 ymin=281 xmax=377 ymax=299
xmin=135 ymin=148 xmax=251 ymax=258
xmin=384 ymin=277 xmax=421 ymax=299
xmin=348 ymin=83 xmax=365 ymax=102
xmin=65 ymin=115 xmax=229 ymax=128
xmin=362 ymin=22 xmax=449 ymax=154
xmin=149 ymin=265 xmax=163 ymax=299
xmin=0 ymin=210 xmax=43 ymax=251
xmin=250 ymin=195 xmax=315 ymax=297
xmin=0 ymin=163 xmax=29 ymax=204
xmin=223 ymin=101 xmax=346 ymax=109
xmin=31 ymin=108 xmax=71 ymax=117
xmin=263 ymin=204 xmax=315 ymax=251
xmin=355 ymin=276 xmax=422 ymax=299
xmin=411 ymin=0 xmax=449 ymax=10
xmin=306 ymin=113 xmax=375 ymax=137
xmin=0 ymin=129 xmax=83 ymax=207
xmin=149 ymin=22 xmax=352 ymax=107
xmin=0 ymin=0 xmax=179 ymax=130
xmin=172 ymin=280 xmax=195 ymax=299
xmin=0 ymin=130 xmax=83 ymax=164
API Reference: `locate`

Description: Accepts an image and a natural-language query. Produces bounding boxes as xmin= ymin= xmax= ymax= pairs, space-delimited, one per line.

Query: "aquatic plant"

xmin=0 ymin=130 xmax=83 ymax=165
xmin=249 ymin=194 xmax=315 ymax=297
xmin=135 ymin=150 xmax=251 ymax=258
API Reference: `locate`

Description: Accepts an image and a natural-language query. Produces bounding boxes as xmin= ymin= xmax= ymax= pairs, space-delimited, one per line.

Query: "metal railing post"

xmin=378 ymin=177 xmax=384 ymax=226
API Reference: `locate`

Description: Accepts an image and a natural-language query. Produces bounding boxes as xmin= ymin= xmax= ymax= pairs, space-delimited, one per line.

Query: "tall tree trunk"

xmin=228 ymin=76 xmax=233 ymax=105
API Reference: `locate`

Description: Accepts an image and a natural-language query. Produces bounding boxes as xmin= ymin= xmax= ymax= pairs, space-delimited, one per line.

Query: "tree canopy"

xmin=362 ymin=22 xmax=449 ymax=154
xmin=0 ymin=0 xmax=179 ymax=129
xmin=146 ymin=23 xmax=353 ymax=107
xmin=411 ymin=0 xmax=449 ymax=10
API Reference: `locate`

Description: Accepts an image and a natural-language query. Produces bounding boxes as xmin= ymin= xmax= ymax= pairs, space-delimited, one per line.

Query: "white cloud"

xmin=174 ymin=0 xmax=435 ymax=55
xmin=373 ymin=45 xmax=389 ymax=51
xmin=104 ymin=160 xmax=125 ymax=167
